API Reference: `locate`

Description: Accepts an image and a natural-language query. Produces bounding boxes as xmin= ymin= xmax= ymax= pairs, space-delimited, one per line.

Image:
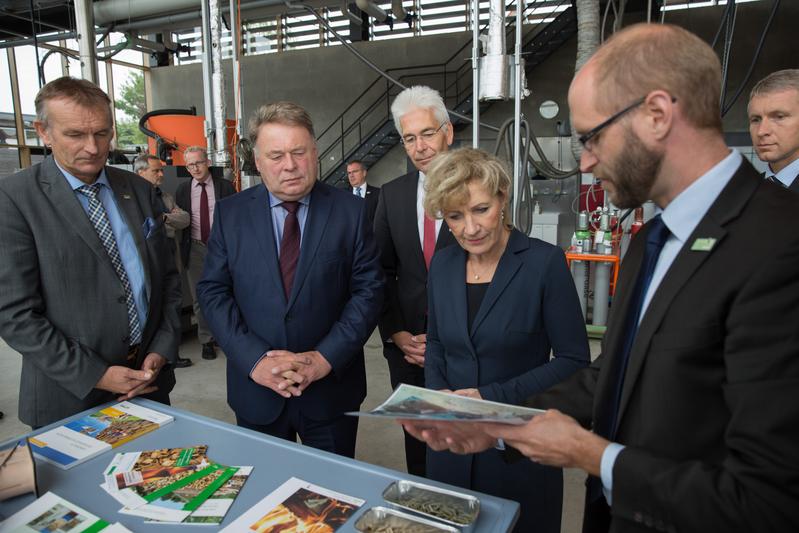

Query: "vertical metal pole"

xmin=210 ymin=0 xmax=229 ymax=167
xmin=512 ymin=0 xmax=523 ymax=225
xmin=471 ymin=0 xmax=480 ymax=148
xmin=200 ymin=0 xmax=214 ymax=158
xmin=75 ymin=0 xmax=99 ymax=83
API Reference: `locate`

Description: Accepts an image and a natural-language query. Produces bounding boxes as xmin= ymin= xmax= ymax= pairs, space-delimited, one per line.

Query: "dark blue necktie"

xmin=588 ymin=214 xmax=670 ymax=502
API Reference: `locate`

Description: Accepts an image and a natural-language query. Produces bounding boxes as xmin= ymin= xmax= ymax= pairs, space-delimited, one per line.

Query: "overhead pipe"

xmin=200 ymin=0 xmax=215 ymax=160
xmin=355 ymin=0 xmax=392 ymax=28
xmin=340 ymin=1 xmax=363 ymax=25
xmin=471 ymin=0 xmax=479 ymax=148
xmin=93 ymin=0 xmax=200 ymax=25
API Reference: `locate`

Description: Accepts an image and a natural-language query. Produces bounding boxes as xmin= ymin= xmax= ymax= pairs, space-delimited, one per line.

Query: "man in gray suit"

xmin=748 ymin=69 xmax=799 ymax=192
xmin=0 ymin=77 xmax=182 ymax=428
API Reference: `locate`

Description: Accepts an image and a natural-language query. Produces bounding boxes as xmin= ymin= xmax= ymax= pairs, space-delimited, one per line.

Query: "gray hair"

xmin=248 ymin=101 xmax=315 ymax=145
xmin=184 ymin=145 xmax=208 ymax=160
xmin=133 ymin=154 xmax=160 ymax=174
xmin=390 ymin=86 xmax=450 ymax=135
xmin=750 ymin=69 xmax=799 ymax=101
xmin=34 ymin=76 xmax=112 ymax=127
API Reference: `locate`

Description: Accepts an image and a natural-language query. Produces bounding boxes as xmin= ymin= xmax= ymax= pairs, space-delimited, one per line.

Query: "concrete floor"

xmin=0 ymin=332 xmax=597 ymax=533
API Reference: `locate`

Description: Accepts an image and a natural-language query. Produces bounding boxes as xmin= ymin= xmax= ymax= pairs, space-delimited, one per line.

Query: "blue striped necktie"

xmin=77 ymin=184 xmax=143 ymax=345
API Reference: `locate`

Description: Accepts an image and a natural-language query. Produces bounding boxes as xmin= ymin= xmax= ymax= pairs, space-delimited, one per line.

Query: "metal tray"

xmin=354 ymin=506 xmax=460 ymax=532
xmin=382 ymin=480 xmax=479 ymax=527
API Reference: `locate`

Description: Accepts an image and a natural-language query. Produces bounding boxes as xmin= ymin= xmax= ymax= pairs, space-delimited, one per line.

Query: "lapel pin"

xmin=691 ymin=238 xmax=716 ymax=252
xmin=122 ymin=194 xmax=131 ymax=200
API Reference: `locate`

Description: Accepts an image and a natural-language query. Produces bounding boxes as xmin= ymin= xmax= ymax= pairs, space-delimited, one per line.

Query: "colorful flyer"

xmin=220 ymin=477 xmax=364 ymax=533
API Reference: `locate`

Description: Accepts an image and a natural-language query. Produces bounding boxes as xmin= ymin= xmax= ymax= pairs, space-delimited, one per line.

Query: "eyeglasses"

xmin=578 ymin=97 xmax=646 ymax=152
xmin=578 ymin=96 xmax=678 ymax=152
xmin=400 ymin=122 xmax=448 ymax=147
xmin=186 ymin=160 xmax=208 ymax=169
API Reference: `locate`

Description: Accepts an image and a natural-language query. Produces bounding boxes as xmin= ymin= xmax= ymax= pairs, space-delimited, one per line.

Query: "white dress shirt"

xmin=416 ymin=172 xmax=443 ymax=246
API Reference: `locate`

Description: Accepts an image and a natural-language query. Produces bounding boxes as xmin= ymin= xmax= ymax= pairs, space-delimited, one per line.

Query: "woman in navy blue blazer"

xmin=422 ymin=148 xmax=589 ymax=533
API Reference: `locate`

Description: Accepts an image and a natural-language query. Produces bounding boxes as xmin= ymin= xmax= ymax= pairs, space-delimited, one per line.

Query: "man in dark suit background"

xmin=197 ymin=102 xmax=383 ymax=458
xmin=402 ymin=24 xmax=799 ymax=532
xmin=175 ymin=146 xmax=236 ymax=360
xmin=748 ymin=69 xmax=799 ymax=192
xmin=346 ymin=160 xmax=380 ymax=223
xmin=373 ymin=85 xmax=456 ymax=475
xmin=0 ymin=77 xmax=182 ymax=428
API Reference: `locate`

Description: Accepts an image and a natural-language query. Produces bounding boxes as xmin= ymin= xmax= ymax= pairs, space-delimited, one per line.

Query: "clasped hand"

xmin=96 ymin=352 xmax=166 ymax=401
xmin=251 ymin=350 xmax=332 ymax=398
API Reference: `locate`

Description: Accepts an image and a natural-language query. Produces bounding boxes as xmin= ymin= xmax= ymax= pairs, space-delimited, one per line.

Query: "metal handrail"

xmin=317 ymin=0 xmax=573 ymax=181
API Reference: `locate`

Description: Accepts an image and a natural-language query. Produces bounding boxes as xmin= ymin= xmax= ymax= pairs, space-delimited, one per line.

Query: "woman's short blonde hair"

xmin=424 ymin=147 xmax=510 ymax=220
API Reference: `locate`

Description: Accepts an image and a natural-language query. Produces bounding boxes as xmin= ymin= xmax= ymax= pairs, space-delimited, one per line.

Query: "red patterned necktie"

xmin=279 ymin=201 xmax=301 ymax=298
xmin=423 ymin=215 xmax=436 ymax=270
xmin=199 ymin=181 xmax=210 ymax=243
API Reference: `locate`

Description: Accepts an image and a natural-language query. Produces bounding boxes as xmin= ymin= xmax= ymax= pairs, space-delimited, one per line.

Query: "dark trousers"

xmin=384 ymin=343 xmax=427 ymax=476
xmin=236 ymin=402 xmax=359 ymax=459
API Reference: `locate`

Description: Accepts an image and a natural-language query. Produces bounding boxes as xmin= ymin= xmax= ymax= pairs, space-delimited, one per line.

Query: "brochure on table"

xmin=28 ymin=402 xmax=173 ymax=469
xmin=220 ymin=477 xmax=364 ymax=532
xmin=350 ymin=383 xmax=545 ymax=424
xmin=146 ymin=466 xmax=253 ymax=526
xmin=0 ymin=491 xmax=131 ymax=532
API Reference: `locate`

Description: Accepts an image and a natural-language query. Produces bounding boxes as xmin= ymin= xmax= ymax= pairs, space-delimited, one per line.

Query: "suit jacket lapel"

xmin=616 ymin=164 xmax=757 ymax=423
xmin=405 ymin=172 xmax=428 ymax=272
xmin=38 ymin=157 xmax=117 ymax=274
xmin=107 ymin=170 xmax=151 ymax=292
xmin=443 ymin=247 xmax=474 ymax=354
xmin=470 ymin=230 xmax=525 ymax=335
xmin=288 ymin=183 xmax=332 ymax=308
xmin=248 ymin=184 xmax=284 ymax=299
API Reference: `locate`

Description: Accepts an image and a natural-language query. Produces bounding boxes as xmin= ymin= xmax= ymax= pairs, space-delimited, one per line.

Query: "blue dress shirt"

xmin=600 ymin=149 xmax=742 ymax=504
xmin=267 ymin=188 xmax=310 ymax=255
xmin=57 ymin=163 xmax=149 ymax=330
xmin=764 ymin=155 xmax=799 ymax=188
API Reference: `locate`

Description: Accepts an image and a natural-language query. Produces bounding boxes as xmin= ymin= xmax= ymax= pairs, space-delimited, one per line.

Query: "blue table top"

xmin=0 ymin=399 xmax=519 ymax=531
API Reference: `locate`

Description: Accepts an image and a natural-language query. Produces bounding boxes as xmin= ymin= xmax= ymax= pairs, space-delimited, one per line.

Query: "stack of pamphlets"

xmin=221 ymin=477 xmax=364 ymax=532
xmin=99 ymin=445 xmax=252 ymax=526
xmin=28 ymin=401 xmax=174 ymax=469
xmin=0 ymin=491 xmax=131 ymax=531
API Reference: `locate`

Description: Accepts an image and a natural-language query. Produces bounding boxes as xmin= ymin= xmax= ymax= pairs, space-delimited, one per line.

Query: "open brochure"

xmin=28 ymin=402 xmax=173 ymax=469
xmin=145 ymin=466 xmax=252 ymax=526
xmin=0 ymin=491 xmax=131 ymax=532
xmin=220 ymin=477 xmax=364 ymax=532
xmin=350 ymin=383 xmax=546 ymax=425
xmin=102 ymin=446 xmax=209 ymax=490
xmin=117 ymin=463 xmax=239 ymax=522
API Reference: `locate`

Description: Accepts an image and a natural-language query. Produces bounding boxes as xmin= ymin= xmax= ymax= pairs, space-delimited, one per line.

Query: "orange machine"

xmin=140 ymin=109 xmax=238 ymax=167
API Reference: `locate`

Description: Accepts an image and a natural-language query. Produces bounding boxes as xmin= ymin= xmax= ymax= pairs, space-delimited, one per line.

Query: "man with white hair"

xmin=373 ymin=86 xmax=457 ymax=476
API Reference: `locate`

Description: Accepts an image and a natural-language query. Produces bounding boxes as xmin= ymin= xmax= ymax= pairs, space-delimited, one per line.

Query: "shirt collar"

xmin=765 ymin=156 xmax=799 ymax=187
xmin=193 ymin=176 xmax=212 ymax=188
xmin=55 ymin=159 xmax=110 ymax=191
xmin=660 ymin=149 xmax=742 ymax=243
xmin=267 ymin=187 xmax=311 ymax=209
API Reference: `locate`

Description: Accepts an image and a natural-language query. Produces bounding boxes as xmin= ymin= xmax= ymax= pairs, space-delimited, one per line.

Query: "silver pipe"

xmin=471 ymin=0 xmax=479 ymax=148
xmin=391 ymin=0 xmax=407 ymax=21
xmin=200 ymin=0 xmax=215 ymax=159
xmin=512 ymin=0 xmax=523 ymax=226
xmin=231 ymin=0 xmax=243 ymax=138
xmin=110 ymin=0 xmax=287 ymax=33
xmin=210 ymin=0 xmax=230 ymax=166
xmin=93 ymin=0 xmax=200 ymax=25
xmin=75 ymin=0 xmax=99 ymax=83
xmin=478 ymin=0 xmax=509 ymax=101
xmin=341 ymin=0 xmax=362 ymax=24
xmin=0 ymin=32 xmax=77 ymax=50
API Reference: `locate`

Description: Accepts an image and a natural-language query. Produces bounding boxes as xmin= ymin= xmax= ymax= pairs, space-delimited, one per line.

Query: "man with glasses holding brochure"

xmin=401 ymin=24 xmax=799 ymax=533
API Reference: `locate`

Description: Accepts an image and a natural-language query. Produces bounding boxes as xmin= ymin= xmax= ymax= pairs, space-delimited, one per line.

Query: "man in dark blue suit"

xmin=197 ymin=102 xmax=384 ymax=458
